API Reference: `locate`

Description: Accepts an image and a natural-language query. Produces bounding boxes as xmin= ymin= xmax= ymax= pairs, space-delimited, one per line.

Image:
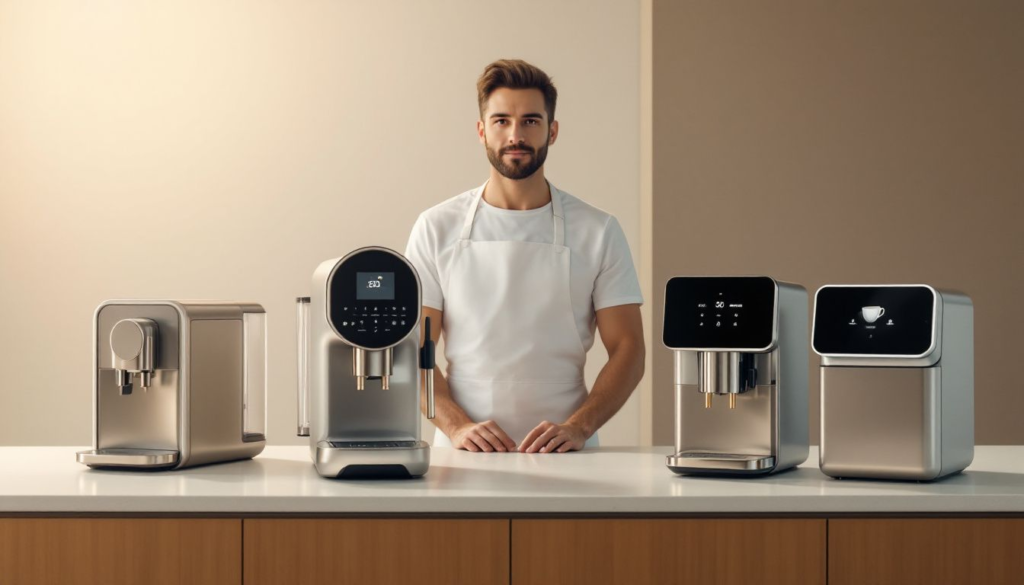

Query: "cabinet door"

xmin=244 ymin=519 xmax=509 ymax=585
xmin=0 ymin=518 xmax=240 ymax=585
xmin=829 ymin=518 xmax=1024 ymax=585
xmin=512 ymin=519 xmax=825 ymax=585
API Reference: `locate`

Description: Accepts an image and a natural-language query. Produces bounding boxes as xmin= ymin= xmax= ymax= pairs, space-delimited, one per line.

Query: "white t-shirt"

xmin=404 ymin=183 xmax=644 ymax=354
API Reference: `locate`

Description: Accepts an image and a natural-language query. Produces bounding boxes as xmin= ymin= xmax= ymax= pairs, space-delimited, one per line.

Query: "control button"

xmin=733 ymin=322 xmax=738 ymax=327
xmin=391 ymin=320 xmax=397 ymax=326
xmin=342 ymin=321 xmax=348 ymax=326
xmin=716 ymin=321 xmax=721 ymax=327
xmin=401 ymin=320 xmax=406 ymax=326
xmin=699 ymin=322 xmax=704 ymax=327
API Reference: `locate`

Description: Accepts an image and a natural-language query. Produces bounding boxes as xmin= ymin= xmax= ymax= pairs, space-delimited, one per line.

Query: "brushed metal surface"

xmin=667 ymin=452 xmax=776 ymax=472
xmin=674 ymin=383 xmax=774 ymax=460
xmin=96 ymin=369 xmax=180 ymax=451
xmin=187 ymin=319 xmax=264 ymax=467
xmin=820 ymin=366 xmax=941 ymax=480
xmin=315 ymin=440 xmax=430 ymax=478
xmin=76 ymin=448 xmax=179 ymax=468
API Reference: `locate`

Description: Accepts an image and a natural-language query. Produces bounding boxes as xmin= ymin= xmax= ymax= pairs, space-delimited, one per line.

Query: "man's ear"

xmin=548 ymin=120 xmax=559 ymax=146
xmin=477 ymin=119 xmax=486 ymax=145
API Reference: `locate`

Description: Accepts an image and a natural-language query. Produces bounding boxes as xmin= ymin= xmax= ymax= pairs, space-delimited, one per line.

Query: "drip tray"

xmin=667 ymin=451 xmax=775 ymax=472
xmin=77 ymin=448 xmax=180 ymax=469
xmin=328 ymin=441 xmax=421 ymax=449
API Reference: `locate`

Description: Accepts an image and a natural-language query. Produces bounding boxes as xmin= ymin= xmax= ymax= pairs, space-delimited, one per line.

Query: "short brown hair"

xmin=477 ymin=59 xmax=558 ymax=121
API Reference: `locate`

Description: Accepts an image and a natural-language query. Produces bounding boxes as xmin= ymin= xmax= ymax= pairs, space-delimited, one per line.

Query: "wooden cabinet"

xmin=0 ymin=518 xmax=240 ymax=585
xmin=243 ymin=519 xmax=509 ymax=585
xmin=3 ymin=516 xmax=1021 ymax=584
xmin=829 ymin=518 xmax=1024 ymax=585
xmin=512 ymin=519 xmax=826 ymax=585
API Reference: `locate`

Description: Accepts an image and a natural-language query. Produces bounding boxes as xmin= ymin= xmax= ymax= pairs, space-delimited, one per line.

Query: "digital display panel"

xmin=663 ymin=276 xmax=777 ymax=350
xmin=356 ymin=272 xmax=395 ymax=301
xmin=329 ymin=249 xmax=419 ymax=349
xmin=813 ymin=286 xmax=935 ymax=356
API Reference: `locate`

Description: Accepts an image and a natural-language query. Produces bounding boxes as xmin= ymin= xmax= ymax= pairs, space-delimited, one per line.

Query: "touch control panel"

xmin=813 ymin=285 xmax=935 ymax=356
xmin=328 ymin=249 xmax=420 ymax=349
xmin=663 ymin=276 xmax=777 ymax=350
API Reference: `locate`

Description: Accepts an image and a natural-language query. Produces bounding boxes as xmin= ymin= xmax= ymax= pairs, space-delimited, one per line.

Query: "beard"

xmin=485 ymin=137 xmax=549 ymax=180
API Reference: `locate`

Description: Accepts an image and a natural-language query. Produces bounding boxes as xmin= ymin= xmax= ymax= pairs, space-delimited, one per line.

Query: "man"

xmin=405 ymin=59 xmax=645 ymax=453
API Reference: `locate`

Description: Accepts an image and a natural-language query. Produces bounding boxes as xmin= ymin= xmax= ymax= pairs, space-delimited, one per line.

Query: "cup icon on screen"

xmin=861 ymin=306 xmax=885 ymax=324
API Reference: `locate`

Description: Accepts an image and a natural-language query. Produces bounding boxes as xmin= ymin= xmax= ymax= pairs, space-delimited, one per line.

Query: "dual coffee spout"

xmin=697 ymin=351 xmax=757 ymax=410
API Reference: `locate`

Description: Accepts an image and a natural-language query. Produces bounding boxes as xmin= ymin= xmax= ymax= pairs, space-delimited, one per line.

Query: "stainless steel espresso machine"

xmin=663 ymin=276 xmax=809 ymax=476
xmin=77 ymin=300 xmax=267 ymax=469
xmin=297 ymin=247 xmax=435 ymax=478
xmin=814 ymin=284 xmax=974 ymax=480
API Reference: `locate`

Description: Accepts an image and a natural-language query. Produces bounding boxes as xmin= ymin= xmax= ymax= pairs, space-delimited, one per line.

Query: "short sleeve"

xmin=593 ymin=217 xmax=644 ymax=311
xmin=404 ymin=214 xmax=445 ymax=310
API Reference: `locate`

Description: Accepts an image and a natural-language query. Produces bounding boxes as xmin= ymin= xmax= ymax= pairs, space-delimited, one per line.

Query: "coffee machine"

xmin=297 ymin=247 xmax=435 ymax=478
xmin=814 ymin=284 xmax=974 ymax=480
xmin=663 ymin=276 xmax=808 ymax=476
xmin=77 ymin=300 xmax=267 ymax=469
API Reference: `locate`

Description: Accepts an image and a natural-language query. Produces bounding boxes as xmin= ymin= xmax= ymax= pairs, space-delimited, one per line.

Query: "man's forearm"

xmin=565 ymin=340 xmax=645 ymax=438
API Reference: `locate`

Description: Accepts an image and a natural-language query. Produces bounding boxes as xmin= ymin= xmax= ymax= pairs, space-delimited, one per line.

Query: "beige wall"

xmin=0 ymin=0 xmax=644 ymax=445
xmin=653 ymin=0 xmax=1024 ymax=445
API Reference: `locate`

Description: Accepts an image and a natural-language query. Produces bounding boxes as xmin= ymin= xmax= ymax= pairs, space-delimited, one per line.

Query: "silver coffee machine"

xmin=297 ymin=247 xmax=435 ymax=478
xmin=814 ymin=284 xmax=974 ymax=480
xmin=663 ymin=276 xmax=808 ymax=476
xmin=77 ymin=300 xmax=267 ymax=469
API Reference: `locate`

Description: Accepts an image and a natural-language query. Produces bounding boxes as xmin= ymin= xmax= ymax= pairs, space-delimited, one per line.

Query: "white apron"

xmin=434 ymin=181 xmax=598 ymax=449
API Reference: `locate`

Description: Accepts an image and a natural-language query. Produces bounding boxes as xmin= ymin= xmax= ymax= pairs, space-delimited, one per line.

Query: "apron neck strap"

xmin=460 ymin=180 xmax=565 ymax=246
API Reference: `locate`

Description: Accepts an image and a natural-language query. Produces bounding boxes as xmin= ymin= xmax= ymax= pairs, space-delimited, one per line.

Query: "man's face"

xmin=478 ymin=88 xmax=559 ymax=180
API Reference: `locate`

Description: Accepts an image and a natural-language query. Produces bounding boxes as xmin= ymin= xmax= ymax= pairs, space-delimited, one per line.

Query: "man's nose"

xmin=506 ymin=123 xmax=526 ymax=144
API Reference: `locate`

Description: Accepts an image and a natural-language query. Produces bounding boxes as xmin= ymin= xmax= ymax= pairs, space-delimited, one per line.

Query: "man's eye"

xmin=495 ymin=119 xmax=507 ymax=125
xmin=526 ymin=119 xmax=538 ymax=125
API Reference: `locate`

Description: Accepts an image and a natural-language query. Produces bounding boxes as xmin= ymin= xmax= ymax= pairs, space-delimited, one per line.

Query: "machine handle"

xmin=420 ymin=316 xmax=436 ymax=419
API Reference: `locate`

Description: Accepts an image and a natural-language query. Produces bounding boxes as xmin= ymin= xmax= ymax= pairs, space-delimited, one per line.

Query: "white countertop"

xmin=1 ymin=446 xmax=1022 ymax=515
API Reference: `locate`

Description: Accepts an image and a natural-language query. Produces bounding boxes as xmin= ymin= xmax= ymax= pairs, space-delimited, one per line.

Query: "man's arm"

xmin=420 ymin=307 xmax=517 ymax=452
xmin=520 ymin=303 xmax=645 ymax=453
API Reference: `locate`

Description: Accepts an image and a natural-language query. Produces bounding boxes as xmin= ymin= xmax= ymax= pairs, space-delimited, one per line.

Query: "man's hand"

xmin=519 ymin=421 xmax=588 ymax=453
xmin=449 ymin=420 xmax=517 ymax=452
